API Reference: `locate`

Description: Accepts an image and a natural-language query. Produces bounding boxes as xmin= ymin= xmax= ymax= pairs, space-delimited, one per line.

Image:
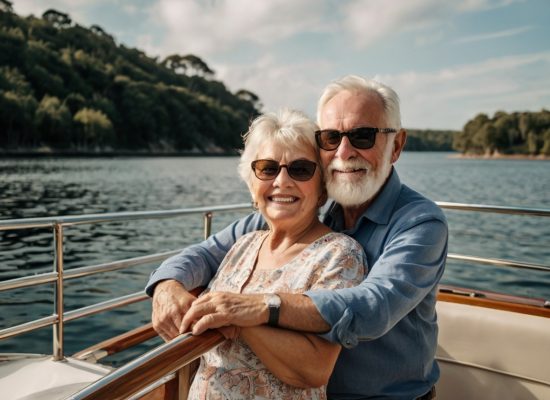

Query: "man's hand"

xmin=180 ymin=292 xmax=268 ymax=335
xmin=152 ymin=280 xmax=196 ymax=342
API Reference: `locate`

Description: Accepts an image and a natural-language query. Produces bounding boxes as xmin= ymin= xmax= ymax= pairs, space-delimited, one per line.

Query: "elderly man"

xmin=146 ymin=75 xmax=448 ymax=400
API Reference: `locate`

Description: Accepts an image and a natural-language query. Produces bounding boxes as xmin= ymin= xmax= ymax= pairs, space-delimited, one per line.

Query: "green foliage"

xmin=35 ymin=95 xmax=71 ymax=147
xmin=0 ymin=8 xmax=260 ymax=153
xmin=0 ymin=0 xmax=14 ymax=13
xmin=42 ymin=9 xmax=71 ymax=29
xmin=453 ymin=110 xmax=550 ymax=156
xmin=405 ymin=129 xmax=456 ymax=151
xmin=73 ymin=108 xmax=113 ymax=148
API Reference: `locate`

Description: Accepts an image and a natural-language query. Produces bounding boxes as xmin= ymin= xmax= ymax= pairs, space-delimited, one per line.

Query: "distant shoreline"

xmin=2 ymin=149 xmax=449 ymax=157
xmin=2 ymin=150 xmax=548 ymax=160
xmin=0 ymin=151 xmax=240 ymax=158
xmin=449 ymin=153 xmax=549 ymax=161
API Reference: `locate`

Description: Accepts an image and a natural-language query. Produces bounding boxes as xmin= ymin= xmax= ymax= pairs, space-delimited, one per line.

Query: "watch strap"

xmin=268 ymin=303 xmax=280 ymax=327
xmin=266 ymin=294 xmax=281 ymax=327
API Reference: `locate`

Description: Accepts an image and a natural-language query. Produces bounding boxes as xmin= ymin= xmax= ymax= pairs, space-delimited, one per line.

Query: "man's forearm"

xmin=278 ymin=293 xmax=330 ymax=333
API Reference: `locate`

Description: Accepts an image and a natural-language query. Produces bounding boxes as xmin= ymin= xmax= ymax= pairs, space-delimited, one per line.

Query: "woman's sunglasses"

xmin=315 ymin=126 xmax=397 ymax=151
xmin=251 ymin=159 xmax=317 ymax=181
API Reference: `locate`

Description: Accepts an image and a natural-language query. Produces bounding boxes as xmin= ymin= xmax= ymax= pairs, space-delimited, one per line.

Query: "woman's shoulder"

xmin=313 ymin=231 xmax=363 ymax=251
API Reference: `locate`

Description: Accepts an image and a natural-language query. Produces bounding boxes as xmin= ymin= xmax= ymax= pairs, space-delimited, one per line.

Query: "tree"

xmin=161 ymin=54 xmax=187 ymax=74
xmin=90 ymin=24 xmax=114 ymax=42
xmin=42 ymin=9 xmax=71 ymax=29
xmin=35 ymin=95 xmax=72 ymax=147
xmin=0 ymin=66 xmax=32 ymax=94
xmin=0 ymin=26 xmax=25 ymax=66
xmin=526 ymin=131 xmax=539 ymax=154
xmin=235 ymin=89 xmax=263 ymax=110
xmin=181 ymin=54 xmax=215 ymax=78
xmin=0 ymin=0 xmax=13 ymax=13
xmin=64 ymin=93 xmax=86 ymax=114
xmin=540 ymin=129 xmax=550 ymax=156
xmin=493 ymin=112 xmax=518 ymax=151
xmin=73 ymin=108 xmax=113 ymax=148
xmin=0 ymin=91 xmax=37 ymax=147
xmin=0 ymin=7 xmax=260 ymax=153
xmin=518 ymin=113 xmax=531 ymax=140
xmin=454 ymin=113 xmax=489 ymax=153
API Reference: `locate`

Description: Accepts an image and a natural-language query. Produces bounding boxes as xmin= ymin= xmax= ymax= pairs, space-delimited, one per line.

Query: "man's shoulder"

xmin=393 ymin=185 xmax=447 ymax=227
xmin=323 ymin=231 xmax=365 ymax=250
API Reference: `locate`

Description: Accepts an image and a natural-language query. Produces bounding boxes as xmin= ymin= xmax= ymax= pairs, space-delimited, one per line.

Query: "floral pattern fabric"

xmin=188 ymin=230 xmax=366 ymax=400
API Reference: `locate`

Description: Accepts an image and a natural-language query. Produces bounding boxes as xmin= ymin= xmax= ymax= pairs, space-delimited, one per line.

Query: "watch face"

xmin=267 ymin=294 xmax=281 ymax=307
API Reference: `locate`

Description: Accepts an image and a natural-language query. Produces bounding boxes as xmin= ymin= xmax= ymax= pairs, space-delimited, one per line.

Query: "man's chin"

xmin=327 ymin=182 xmax=375 ymax=207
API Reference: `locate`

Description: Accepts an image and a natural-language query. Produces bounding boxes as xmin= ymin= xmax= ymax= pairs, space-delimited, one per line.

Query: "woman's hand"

xmin=180 ymin=292 xmax=268 ymax=335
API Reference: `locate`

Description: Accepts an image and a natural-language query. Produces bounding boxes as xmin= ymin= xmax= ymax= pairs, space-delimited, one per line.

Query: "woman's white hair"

xmin=238 ymin=108 xmax=320 ymax=190
xmin=316 ymin=75 xmax=402 ymax=130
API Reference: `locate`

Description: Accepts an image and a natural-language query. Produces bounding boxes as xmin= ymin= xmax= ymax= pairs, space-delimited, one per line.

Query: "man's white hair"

xmin=316 ymin=75 xmax=402 ymax=130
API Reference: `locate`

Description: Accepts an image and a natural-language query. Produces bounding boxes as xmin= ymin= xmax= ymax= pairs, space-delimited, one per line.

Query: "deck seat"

xmin=435 ymin=300 xmax=550 ymax=400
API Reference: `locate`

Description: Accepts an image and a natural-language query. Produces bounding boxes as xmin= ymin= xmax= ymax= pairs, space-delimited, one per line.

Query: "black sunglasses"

xmin=315 ymin=126 xmax=397 ymax=151
xmin=251 ymin=159 xmax=317 ymax=181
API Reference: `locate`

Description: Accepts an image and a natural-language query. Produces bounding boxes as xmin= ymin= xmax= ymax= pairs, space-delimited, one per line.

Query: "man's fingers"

xmin=151 ymin=280 xmax=197 ymax=339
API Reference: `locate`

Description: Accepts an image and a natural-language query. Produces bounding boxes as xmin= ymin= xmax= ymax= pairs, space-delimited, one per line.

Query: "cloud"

xmin=153 ymin=0 xmax=327 ymax=57
xmin=216 ymin=55 xmax=335 ymax=120
xmin=379 ymin=51 xmax=550 ymax=129
xmin=12 ymin=0 xmax=102 ymax=23
xmin=340 ymin=0 xmax=524 ymax=48
xmin=454 ymin=26 xmax=533 ymax=44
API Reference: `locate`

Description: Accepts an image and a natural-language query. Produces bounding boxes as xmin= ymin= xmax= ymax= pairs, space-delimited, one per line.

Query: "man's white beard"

xmin=325 ymin=151 xmax=393 ymax=207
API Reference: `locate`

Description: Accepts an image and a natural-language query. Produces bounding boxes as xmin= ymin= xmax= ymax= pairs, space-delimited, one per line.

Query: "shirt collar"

xmin=323 ymin=167 xmax=402 ymax=227
xmin=364 ymin=167 xmax=401 ymax=225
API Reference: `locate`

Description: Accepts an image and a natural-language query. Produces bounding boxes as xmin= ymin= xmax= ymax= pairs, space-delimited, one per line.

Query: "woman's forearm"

xmin=239 ymin=325 xmax=340 ymax=388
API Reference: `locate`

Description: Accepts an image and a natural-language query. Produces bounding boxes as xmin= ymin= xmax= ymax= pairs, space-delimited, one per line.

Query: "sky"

xmin=12 ymin=0 xmax=550 ymax=130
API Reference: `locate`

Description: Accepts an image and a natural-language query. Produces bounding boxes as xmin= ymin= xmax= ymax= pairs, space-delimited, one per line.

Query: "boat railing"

xmin=1 ymin=202 xmax=549 ymax=399
xmin=0 ymin=203 xmax=252 ymax=361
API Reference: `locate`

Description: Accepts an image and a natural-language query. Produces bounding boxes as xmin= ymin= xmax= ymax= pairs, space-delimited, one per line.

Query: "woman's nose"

xmin=273 ymin=166 xmax=293 ymax=186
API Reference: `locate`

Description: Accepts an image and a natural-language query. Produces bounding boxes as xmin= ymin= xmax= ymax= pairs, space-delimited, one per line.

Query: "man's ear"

xmin=391 ymin=129 xmax=407 ymax=163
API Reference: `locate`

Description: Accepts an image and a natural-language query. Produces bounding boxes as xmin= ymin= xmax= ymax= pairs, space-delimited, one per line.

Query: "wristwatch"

xmin=264 ymin=293 xmax=281 ymax=327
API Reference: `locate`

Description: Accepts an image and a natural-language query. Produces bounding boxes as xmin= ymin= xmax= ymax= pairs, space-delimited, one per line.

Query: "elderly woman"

xmin=187 ymin=109 xmax=366 ymax=399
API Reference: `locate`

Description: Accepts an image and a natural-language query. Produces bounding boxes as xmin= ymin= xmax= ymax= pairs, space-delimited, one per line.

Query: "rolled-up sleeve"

xmin=145 ymin=212 xmax=265 ymax=296
xmin=306 ymin=217 xmax=447 ymax=348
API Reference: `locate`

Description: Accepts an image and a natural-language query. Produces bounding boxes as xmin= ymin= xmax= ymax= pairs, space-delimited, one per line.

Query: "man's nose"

xmin=334 ymin=136 xmax=358 ymax=159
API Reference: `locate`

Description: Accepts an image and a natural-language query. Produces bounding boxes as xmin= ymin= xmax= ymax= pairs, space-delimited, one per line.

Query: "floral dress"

xmin=188 ymin=230 xmax=366 ymax=400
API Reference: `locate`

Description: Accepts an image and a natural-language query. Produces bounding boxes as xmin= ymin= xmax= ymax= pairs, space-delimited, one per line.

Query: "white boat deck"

xmin=0 ymin=354 xmax=111 ymax=400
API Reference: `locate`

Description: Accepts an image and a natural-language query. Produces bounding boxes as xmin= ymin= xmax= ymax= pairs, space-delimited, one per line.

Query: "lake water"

xmin=0 ymin=153 xmax=549 ymax=365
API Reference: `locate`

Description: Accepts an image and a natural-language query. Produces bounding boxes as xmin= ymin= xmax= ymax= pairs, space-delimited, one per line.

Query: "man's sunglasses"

xmin=315 ymin=126 xmax=397 ymax=151
xmin=251 ymin=159 xmax=317 ymax=181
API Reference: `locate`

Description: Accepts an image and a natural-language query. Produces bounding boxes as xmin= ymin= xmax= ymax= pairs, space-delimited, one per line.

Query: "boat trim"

xmin=436 ymin=356 xmax=550 ymax=387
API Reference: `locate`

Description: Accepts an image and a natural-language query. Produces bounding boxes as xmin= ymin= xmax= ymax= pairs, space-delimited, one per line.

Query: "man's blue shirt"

xmin=146 ymin=169 xmax=448 ymax=399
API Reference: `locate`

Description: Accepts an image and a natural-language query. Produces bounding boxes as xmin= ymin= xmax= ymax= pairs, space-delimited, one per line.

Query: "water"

xmin=0 ymin=153 xmax=549 ymax=364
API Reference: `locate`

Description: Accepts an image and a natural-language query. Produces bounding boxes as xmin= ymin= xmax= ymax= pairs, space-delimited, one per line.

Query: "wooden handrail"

xmin=437 ymin=292 xmax=550 ymax=318
xmin=68 ymin=330 xmax=224 ymax=400
xmin=73 ymin=322 xmax=157 ymax=361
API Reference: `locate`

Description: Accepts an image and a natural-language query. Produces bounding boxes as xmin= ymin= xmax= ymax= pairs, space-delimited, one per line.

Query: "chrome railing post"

xmin=53 ymin=223 xmax=65 ymax=361
xmin=203 ymin=212 xmax=213 ymax=240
